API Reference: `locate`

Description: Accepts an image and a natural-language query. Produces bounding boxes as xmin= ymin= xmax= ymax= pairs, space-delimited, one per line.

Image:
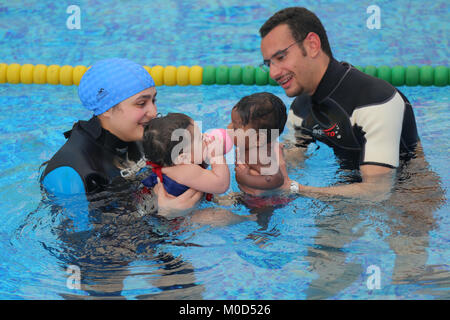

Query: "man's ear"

xmin=305 ymin=32 xmax=322 ymax=58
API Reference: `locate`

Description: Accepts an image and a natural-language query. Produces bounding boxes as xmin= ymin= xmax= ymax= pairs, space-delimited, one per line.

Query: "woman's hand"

xmin=153 ymin=178 xmax=203 ymax=218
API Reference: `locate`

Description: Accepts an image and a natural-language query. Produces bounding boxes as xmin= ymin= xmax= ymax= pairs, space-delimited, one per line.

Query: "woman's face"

xmin=101 ymin=87 xmax=158 ymax=142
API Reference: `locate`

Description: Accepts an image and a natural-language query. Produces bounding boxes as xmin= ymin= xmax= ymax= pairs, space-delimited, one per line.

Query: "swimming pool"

xmin=0 ymin=0 xmax=448 ymax=300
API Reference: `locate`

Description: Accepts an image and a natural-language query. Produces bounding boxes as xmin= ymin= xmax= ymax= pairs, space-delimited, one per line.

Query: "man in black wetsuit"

xmin=257 ymin=8 xmax=445 ymax=298
xmin=259 ymin=7 xmax=420 ymax=199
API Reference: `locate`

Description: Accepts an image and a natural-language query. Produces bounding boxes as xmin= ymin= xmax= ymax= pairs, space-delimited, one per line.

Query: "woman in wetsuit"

xmin=40 ymin=58 xmax=202 ymax=213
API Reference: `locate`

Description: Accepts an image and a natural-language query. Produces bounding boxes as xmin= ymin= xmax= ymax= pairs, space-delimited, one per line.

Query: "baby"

xmin=140 ymin=113 xmax=258 ymax=226
xmin=228 ymin=92 xmax=298 ymax=199
xmin=142 ymin=113 xmax=230 ymax=199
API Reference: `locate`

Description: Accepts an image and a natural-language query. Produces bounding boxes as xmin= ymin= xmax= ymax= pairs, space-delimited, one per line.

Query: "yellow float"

xmin=33 ymin=64 xmax=47 ymax=84
xmin=20 ymin=64 xmax=34 ymax=84
xmin=150 ymin=65 xmax=164 ymax=86
xmin=73 ymin=65 xmax=87 ymax=85
xmin=0 ymin=63 xmax=7 ymax=83
xmin=163 ymin=66 xmax=177 ymax=86
xmin=189 ymin=65 xmax=203 ymax=85
xmin=46 ymin=65 xmax=60 ymax=85
xmin=143 ymin=65 xmax=151 ymax=75
xmin=177 ymin=66 xmax=190 ymax=86
xmin=60 ymin=65 xmax=74 ymax=86
xmin=7 ymin=63 xmax=21 ymax=84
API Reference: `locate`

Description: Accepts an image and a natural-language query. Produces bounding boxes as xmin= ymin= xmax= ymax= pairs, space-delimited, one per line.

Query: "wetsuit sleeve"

xmin=41 ymin=167 xmax=91 ymax=231
xmin=41 ymin=166 xmax=86 ymax=195
xmin=351 ymin=91 xmax=405 ymax=168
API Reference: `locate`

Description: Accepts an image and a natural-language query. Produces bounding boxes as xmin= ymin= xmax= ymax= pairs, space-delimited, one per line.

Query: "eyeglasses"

xmin=259 ymin=39 xmax=304 ymax=72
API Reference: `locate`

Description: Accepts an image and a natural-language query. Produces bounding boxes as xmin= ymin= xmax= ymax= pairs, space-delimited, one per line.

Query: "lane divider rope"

xmin=0 ymin=63 xmax=448 ymax=87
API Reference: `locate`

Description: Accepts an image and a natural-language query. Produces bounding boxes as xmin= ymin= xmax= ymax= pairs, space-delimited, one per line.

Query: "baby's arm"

xmin=235 ymin=163 xmax=284 ymax=190
xmin=174 ymin=161 xmax=230 ymax=194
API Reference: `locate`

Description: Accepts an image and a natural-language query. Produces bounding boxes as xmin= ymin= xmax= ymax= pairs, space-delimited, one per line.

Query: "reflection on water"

xmin=299 ymin=145 xmax=447 ymax=299
xmin=14 ymin=173 xmax=206 ymax=299
xmin=11 ymin=144 xmax=448 ymax=300
xmin=57 ymin=189 xmax=207 ymax=300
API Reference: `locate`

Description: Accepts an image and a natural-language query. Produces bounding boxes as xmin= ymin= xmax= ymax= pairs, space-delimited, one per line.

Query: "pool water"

xmin=0 ymin=0 xmax=448 ymax=299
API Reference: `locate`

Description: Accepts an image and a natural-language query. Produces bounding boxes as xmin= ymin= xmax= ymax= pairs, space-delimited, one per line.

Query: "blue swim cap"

xmin=78 ymin=58 xmax=155 ymax=115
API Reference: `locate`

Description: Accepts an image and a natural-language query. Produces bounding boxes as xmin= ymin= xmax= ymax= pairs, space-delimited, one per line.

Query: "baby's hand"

xmin=235 ymin=163 xmax=250 ymax=176
xmin=203 ymin=134 xmax=224 ymax=162
xmin=203 ymin=132 xmax=215 ymax=145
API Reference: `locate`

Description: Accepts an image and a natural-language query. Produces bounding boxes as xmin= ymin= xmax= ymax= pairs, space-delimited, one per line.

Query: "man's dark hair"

xmin=233 ymin=92 xmax=287 ymax=144
xmin=143 ymin=113 xmax=193 ymax=166
xmin=259 ymin=7 xmax=333 ymax=59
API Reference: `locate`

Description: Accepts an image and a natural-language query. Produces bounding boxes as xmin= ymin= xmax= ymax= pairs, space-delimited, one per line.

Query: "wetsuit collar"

xmin=312 ymin=58 xmax=350 ymax=104
xmin=79 ymin=117 xmax=130 ymax=156
xmin=79 ymin=116 xmax=103 ymax=139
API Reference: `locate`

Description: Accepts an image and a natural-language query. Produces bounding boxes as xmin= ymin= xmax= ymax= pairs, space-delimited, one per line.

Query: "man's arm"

xmin=296 ymin=164 xmax=395 ymax=201
xmin=293 ymin=90 xmax=406 ymax=200
xmin=282 ymin=144 xmax=307 ymax=167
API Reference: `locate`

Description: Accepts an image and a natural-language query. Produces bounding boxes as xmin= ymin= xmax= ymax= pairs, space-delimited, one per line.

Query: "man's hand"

xmin=294 ymin=164 xmax=395 ymax=201
xmin=153 ymin=178 xmax=203 ymax=219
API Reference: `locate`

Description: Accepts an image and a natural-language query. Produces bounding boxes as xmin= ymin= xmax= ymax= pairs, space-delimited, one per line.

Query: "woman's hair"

xmin=143 ymin=113 xmax=193 ymax=166
xmin=233 ymin=92 xmax=287 ymax=143
xmin=259 ymin=7 xmax=333 ymax=59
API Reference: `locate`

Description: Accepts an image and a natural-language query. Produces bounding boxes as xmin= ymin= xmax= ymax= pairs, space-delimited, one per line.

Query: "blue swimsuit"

xmin=142 ymin=161 xmax=213 ymax=200
xmin=141 ymin=172 xmax=189 ymax=197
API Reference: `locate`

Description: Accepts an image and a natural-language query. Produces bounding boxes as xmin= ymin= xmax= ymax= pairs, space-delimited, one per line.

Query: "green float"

xmin=434 ymin=66 xmax=448 ymax=87
xmin=255 ymin=68 xmax=268 ymax=85
xmin=377 ymin=66 xmax=391 ymax=83
xmin=419 ymin=66 xmax=434 ymax=86
xmin=215 ymin=65 xmax=229 ymax=85
xmin=405 ymin=66 xmax=419 ymax=86
xmin=202 ymin=66 xmax=216 ymax=85
xmin=391 ymin=66 xmax=405 ymax=86
xmin=242 ymin=66 xmax=255 ymax=85
xmin=229 ymin=66 xmax=242 ymax=85
xmin=364 ymin=66 xmax=377 ymax=77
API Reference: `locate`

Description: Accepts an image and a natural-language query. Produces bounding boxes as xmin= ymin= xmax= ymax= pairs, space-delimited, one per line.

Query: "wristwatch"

xmin=290 ymin=181 xmax=300 ymax=193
